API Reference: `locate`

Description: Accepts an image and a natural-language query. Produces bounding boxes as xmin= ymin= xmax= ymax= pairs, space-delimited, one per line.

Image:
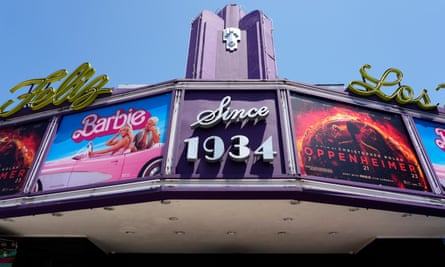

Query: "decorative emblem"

xmin=223 ymin=27 xmax=241 ymax=51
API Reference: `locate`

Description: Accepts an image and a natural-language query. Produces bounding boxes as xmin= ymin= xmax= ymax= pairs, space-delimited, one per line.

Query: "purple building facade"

xmin=1 ymin=4 xmax=445 ymax=262
xmin=186 ymin=4 xmax=277 ymax=80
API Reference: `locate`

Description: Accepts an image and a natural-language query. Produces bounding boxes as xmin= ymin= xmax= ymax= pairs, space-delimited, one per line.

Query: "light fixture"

xmin=348 ymin=207 xmax=359 ymax=212
xmin=290 ymin=200 xmax=300 ymax=205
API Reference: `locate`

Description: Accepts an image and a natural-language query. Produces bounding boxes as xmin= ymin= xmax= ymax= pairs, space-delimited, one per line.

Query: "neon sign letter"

xmin=347 ymin=64 xmax=438 ymax=110
xmin=0 ymin=62 xmax=112 ymax=118
xmin=190 ymin=96 xmax=269 ymax=129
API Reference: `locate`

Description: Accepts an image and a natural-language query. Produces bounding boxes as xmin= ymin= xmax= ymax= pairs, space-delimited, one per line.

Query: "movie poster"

xmin=291 ymin=93 xmax=430 ymax=192
xmin=35 ymin=93 xmax=171 ymax=192
xmin=413 ymin=118 xmax=445 ymax=190
xmin=0 ymin=121 xmax=48 ymax=196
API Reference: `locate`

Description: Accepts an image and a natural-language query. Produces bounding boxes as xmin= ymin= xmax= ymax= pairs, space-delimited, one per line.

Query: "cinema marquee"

xmin=1 ymin=4 xmax=445 ymax=224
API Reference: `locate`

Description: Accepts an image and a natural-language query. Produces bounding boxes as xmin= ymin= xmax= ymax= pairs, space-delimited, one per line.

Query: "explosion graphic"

xmin=0 ymin=122 xmax=47 ymax=195
xmin=293 ymin=96 xmax=429 ymax=192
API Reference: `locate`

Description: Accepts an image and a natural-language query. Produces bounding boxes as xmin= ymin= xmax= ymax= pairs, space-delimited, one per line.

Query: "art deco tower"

xmin=185 ymin=4 xmax=278 ymax=80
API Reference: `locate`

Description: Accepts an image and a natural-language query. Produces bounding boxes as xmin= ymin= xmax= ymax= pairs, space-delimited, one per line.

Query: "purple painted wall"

xmin=185 ymin=4 xmax=278 ymax=80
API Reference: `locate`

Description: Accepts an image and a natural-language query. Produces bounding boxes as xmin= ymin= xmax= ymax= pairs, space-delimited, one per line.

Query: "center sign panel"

xmin=173 ymin=90 xmax=286 ymax=178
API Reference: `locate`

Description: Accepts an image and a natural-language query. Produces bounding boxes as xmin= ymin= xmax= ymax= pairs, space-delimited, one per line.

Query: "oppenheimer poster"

xmin=291 ymin=93 xmax=430 ymax=192
xmin=0 ymin=121 xmax=48 ymax=196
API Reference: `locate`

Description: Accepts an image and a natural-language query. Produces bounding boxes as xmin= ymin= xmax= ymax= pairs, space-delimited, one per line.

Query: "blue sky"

xmin=2 ymin=0 xmax=445 ymax=107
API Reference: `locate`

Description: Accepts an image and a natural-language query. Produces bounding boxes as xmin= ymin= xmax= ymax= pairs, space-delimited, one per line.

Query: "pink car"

xmin=34 ymin=143 xmax=164 ymax=192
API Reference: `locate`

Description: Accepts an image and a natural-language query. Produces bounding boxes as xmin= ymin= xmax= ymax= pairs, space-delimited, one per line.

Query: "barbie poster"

xmin=413 ymin=118 xmax=445 ymax=190
xmin=35 ymin=93 xmax=171 ymax=192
